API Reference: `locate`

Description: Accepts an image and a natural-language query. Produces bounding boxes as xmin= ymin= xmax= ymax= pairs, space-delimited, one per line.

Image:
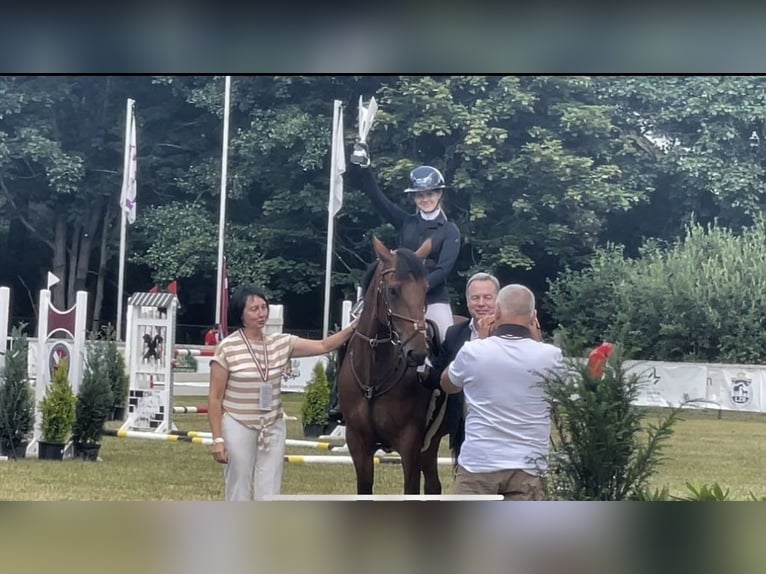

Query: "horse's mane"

xmin=360 ymin=248 xmax=427 ymax=293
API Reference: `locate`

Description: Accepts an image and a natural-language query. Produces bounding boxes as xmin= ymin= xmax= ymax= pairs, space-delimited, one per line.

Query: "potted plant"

xmin=71 ymin=340 xmax=114 ymax=461
xmin=301 ymin=361 xmax=330 ymax=437
xmin=38 ymin=359 xmax=77 ymax=460
xmin=0 ymin=325 xmax=35 ymax=459
xmin=100 ymin=325 xmax=129 ymax=421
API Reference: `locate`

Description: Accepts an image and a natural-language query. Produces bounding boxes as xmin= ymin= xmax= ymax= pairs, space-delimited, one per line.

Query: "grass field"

xmin=0 ymin=394 xmax=764 ymax=500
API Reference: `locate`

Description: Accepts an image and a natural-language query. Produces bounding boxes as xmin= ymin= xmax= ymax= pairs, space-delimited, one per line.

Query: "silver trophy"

xmin=350 ymin=95 xmax=378 ymax=167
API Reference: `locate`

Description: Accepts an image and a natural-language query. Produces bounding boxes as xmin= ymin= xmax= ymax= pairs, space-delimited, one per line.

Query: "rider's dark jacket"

xmin=358 ymin=168 xmax=460 ymax=306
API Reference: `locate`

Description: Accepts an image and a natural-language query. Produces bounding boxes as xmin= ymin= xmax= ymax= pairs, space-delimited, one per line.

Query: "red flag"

xmin=166 ymin=280 xmax=178 ymax=295
xmin=587 ymin=342 xmax=614 ymax=378
xmin=220 ymin=258 xmax=229 ymax=339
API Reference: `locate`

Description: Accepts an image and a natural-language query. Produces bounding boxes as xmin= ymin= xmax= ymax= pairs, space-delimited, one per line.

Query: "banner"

xmin=625 ymin=360 xmax=709 ymax=408
xmin=707 ymin=367 xmax=765 ymax=412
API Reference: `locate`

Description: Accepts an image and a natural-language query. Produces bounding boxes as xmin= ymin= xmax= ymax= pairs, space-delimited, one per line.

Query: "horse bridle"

xmin=352 ymin=267 xmax=427 ymax=349
xmin=349 ymin=266 xmax=428 ymax=399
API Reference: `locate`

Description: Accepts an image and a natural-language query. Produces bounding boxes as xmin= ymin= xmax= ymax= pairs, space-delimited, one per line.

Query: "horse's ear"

xmin=414 ymin=238 xmax=432 ymax=260
xmin=372 ymin=236 xmax=393 ymax=264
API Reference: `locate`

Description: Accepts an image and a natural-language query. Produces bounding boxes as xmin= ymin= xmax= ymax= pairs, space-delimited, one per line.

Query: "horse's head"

xmin=368 ymin=236 xmax=432 ymax=366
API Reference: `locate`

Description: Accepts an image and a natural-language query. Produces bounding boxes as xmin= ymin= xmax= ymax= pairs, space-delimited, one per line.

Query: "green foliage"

xmin=301 ymin=361 xmax=330 ymax=426
xmin=7 ymin=75 xmax=766 ymax=332
xmin=548 ymin=219 xmax=766 ymax=361
xmin=72 ymin=338 xmax=115 ymax=445
xmin=0 ymin=325 xmax=34 ymax=452
xmin=98 ymin=324 xmax=129 ymax=411
xmin=629 ymin=485 xmax=671 ymax=501
xmin=39 ymin=360 xmax=77 ymax=444
xmin=602 ymin=76 xmax=766 ymax=239
xmin=674 ymin=482 xmax=731 ymax=501
xmin=131 ymin=202 xmax=218 ymax=284
xmin=543 ymin=347 xmax=682 ymax=500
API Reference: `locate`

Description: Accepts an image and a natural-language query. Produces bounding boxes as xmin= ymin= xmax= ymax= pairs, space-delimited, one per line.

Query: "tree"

xmin=600 ymin=75 xmax=766 ymax=251
xmin=0 ymin=325 xmax=34 ymax=455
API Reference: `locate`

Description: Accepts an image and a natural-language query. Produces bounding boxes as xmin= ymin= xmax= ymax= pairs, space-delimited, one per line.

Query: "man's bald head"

xmin=495 ymin=284 xmax=535 ymax=321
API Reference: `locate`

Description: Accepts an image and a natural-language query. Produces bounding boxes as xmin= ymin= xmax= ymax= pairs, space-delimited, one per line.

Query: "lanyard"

xmin=240 ymin=329 xmax=270 ymax=383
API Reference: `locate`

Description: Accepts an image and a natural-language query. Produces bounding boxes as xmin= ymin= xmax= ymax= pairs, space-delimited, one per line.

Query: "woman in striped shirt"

xmin=208 ymin=284 xmax=356 ymax=501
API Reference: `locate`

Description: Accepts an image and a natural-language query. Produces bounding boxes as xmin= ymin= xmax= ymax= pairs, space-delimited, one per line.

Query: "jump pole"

xmin=100 ymin=430 xmax=453 ymax=465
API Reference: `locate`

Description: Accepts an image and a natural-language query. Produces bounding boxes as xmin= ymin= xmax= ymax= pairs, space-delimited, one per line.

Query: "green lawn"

xmin=0 ymin=395 xmax=764 ymax=500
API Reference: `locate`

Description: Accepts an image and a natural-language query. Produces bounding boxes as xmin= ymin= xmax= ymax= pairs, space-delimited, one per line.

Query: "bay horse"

xmin=338 ymin=236 xmax=449 ymax=494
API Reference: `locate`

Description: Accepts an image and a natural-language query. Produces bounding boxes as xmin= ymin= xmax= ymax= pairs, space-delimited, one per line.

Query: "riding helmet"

xmin=403 ymin=165 xmax=446 ymax=193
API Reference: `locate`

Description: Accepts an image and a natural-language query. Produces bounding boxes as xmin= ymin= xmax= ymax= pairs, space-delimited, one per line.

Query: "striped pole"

xmin=173 ymin=348 xmax=215 ymax=357
xmin=102 ymin=428 xmax=212 ymax=446
xmin=101 ymin=430 xmax=454 ymax=465
xmin=172 ymin=406 xmax=209 ymax=414
xmin=166 ymin=430 xmax=338 ymax=451
xmin=284 ymin=455 xmax=455 ymax=466
xmin=105 ymin=429 xmax=340 ymax=451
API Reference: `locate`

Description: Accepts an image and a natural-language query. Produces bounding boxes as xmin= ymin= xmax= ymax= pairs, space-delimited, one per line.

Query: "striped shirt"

xmin=211 ymin=330 xmax=297 ymax=434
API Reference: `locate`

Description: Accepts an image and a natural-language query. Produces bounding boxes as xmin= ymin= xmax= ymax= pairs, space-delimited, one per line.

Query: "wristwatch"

xmin=213 ymin=437 xmax=225 ymax=445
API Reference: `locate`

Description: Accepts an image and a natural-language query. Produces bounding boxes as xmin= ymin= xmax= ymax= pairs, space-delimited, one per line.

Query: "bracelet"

xmin=213 ymin=437 xmax=225 ymax=445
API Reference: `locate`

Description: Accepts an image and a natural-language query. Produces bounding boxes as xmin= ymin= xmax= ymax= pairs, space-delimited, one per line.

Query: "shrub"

xmin=72 ymin=340 xmax=114 ymax=445
xmin=99 ymin=325 xmax=128 ymax=413
xmin=547 ymin=219 xmax=766 ymax=362
xmin=301 ymin=361 xmax=330 ymax=427
xmin=0 ymin=325 xmax=35 ymax=453
xmin=541 ymin=346 xmax=683 ymax=500
xmin=40 ymin=359 xmax=77 ymax=444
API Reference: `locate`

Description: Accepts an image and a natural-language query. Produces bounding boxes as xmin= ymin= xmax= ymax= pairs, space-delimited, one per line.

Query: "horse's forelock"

xmin=393 ymin=248 xmax=427 ymax=282
xmin=361 ymin=248 xmax=426 ymax=297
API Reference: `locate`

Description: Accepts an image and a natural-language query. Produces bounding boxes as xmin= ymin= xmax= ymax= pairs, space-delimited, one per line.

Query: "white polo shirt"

xmin=447 ymin=334 xmax=564 ymax=474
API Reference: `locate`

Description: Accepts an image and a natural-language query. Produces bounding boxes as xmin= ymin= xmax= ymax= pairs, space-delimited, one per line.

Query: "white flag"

xmin=47 ymin=272 xmax=60 ymax=289
xmin=120 ymin=101 xmax=137 ymax=224
xmin=329 ymin=100 xmax=345 ymax=217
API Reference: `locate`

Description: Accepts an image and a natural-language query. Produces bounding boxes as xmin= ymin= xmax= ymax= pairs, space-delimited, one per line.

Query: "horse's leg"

xmin=397 ymin=425 xmax=425 ymax=494
xmin=420 ymin=427 xmax=444 ymax=495
xmin=346 ymin=425 xmax=375 ymax=495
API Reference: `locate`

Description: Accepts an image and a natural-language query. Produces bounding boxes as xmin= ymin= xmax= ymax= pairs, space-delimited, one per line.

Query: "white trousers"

xmin=426 ymin=302 xmax=454 ymax=343
xmin=222 ymin=412 xmax=286 ymax=501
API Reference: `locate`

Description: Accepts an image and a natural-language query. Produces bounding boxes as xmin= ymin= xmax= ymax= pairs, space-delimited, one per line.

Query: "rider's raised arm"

xmin=358 ymin=168 xmax=408 ymax=229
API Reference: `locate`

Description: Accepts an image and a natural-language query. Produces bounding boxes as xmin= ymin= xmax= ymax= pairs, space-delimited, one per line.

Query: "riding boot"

xmin=417 ymin=357 xmax=440 ymax=390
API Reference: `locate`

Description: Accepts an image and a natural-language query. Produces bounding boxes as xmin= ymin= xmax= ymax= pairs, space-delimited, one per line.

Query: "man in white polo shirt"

xmin=440 ymin=284 xmax=563 ymax=500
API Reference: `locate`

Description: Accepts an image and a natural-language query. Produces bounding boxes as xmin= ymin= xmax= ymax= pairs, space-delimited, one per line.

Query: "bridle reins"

xmin=349 ymin=266 xmax=428 ymax=399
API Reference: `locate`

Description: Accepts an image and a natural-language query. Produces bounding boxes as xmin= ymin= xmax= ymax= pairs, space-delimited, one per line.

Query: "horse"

xmin=338 ymin=236 xmax=450 ymax=495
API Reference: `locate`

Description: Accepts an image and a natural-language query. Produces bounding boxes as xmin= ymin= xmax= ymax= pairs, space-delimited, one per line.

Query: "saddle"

xmin=424 ymin=318 xmax=442 ymax=362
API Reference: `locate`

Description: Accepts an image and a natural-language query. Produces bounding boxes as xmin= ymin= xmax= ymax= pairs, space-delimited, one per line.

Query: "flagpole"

xmin=116 ymin=98 xmax=134 ymax=341
xmin=322 ymin=100 xmax=343 ymax=338
xmin=215 ymin=76 xmax=231 ymax=327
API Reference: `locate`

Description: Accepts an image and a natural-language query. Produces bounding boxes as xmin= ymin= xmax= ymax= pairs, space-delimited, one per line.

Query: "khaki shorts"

xmin=453 ymin=465 xmax=546 ymax=501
